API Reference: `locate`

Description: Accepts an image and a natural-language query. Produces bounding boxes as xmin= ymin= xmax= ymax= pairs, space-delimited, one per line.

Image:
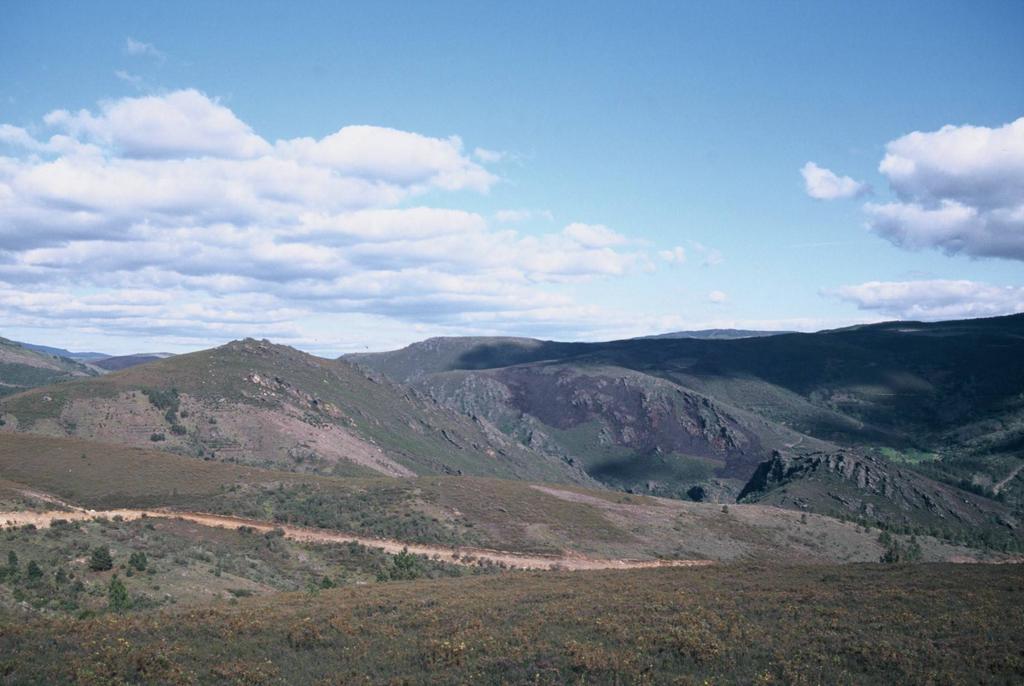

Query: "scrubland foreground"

xmin=1 ymin=563 xmax=1022 ymax=685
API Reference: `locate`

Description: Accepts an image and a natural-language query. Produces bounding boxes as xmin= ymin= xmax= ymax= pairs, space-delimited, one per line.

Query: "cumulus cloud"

xmin=801 ymin=162 xmax=869 ymax=200
xmin=0 ymin=89 xmax=674 ymax=347
xmin=829 ymin=279 xmax=1024 ymax=320
xmin=867 ymin=116 xmax=1024 ymax=260
xmin=277 ymin=126 xmax=495 ymax=191
xmin=43 ymin=89 xmax=272 ymax=159
xmin=562 ymin=222 xmax=628 ymax=248
xmin=708 ymin=290 xmax=728 ymax=304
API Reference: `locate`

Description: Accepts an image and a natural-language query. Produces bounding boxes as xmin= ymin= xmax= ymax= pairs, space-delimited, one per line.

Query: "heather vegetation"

xmin=1 ymin=564 xmax=1020 ymax=684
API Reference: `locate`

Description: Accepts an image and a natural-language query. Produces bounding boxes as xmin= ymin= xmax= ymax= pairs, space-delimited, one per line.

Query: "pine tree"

xmin=108 ymin=575 xmax=130 ymax=612
xmin=89 ymin=546 xmax=113 ymax=572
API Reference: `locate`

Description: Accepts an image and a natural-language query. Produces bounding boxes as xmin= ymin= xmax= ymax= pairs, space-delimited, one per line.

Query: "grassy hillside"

xmin=0 ymin=336 xmax=96 ymax=398
xmin=0 ymin=339 xmax=586 ymax=484
xmin=2 ymin=563 xmax=1021 ymax=684
xmin=93 ymin=354 xmax=167 ymax=371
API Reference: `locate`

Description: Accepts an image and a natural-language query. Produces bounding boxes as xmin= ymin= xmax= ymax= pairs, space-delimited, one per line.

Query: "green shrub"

xmin=89 ymin=546 xmax=113 ymax=572
xmin=107 ymin=575 xmax=130 ymax=612
xmin=128 ymin=552 xmax=148 ymax=572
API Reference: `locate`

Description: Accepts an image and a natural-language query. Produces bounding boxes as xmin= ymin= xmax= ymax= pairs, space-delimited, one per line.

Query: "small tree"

xmin=2 ymin=551 xmax=18 ymax=581
xmin=377 ymin=547 xmax=423 ymax=582
xmin=26 ymin=560 xmax=43 ymax=582
xmin=108 ymin=575 xmax=130 ymax=612
xmin=905 ymin=536 xmax=923 ymax=562
xmin=89 ymin=546 xmax=113 ymax=572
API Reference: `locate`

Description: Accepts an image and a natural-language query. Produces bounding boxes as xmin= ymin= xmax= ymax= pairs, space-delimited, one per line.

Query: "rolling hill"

xmin=0 ymin=339 xmax=586 ymax=484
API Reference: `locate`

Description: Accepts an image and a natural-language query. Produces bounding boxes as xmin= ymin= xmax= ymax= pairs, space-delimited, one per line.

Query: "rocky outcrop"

xmin=738 ymin=449 xmax=1021 ymax=542
xmin=739 ymin=450 xmax=894 ymax=501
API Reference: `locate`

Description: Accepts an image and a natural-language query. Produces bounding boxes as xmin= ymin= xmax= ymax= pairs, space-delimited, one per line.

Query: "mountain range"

xmin=1 ymin=314 xmax=1022 ymax=551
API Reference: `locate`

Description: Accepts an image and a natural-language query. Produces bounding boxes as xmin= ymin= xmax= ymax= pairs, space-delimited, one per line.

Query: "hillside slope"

xmin=0 ymin=433 xmax=999 ymax=563
xmin=0 ymin=340 xmax=585 ymax=484
xmin=4 ymin=564 xmax=1021 ymax=685
xmin=0 ymin=337 xmax=96 ymax=398
xmin=348 ymin=314 xmax=1024 ymax=505
xmin=416 ymin=362 xmax=831 ymax=500
xmin=738 ymin=449 xmax=1022 ymax=548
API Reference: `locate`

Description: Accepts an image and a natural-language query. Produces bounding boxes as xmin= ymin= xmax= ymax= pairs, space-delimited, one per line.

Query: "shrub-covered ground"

xmin=1 ymin=562 xmax=1021 ymax=684
xmin=0 ymin=516 xmax=487 ymax=618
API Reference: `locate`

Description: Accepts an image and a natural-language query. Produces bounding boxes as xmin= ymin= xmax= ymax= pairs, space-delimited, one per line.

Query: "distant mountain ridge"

xmin=92 ymin=353 xmax=174 ymax=371
xmin=0 ymin=336 xmax=97 ymax=397
xmin=17 ymin=342 xmax=111 ymax=361
xmin=638 ymin=328 xmax=793 ymax=340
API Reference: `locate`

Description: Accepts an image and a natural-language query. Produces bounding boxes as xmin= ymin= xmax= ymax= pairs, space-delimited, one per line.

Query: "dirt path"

xmin=993 ymin=461 xmax=1024 ymax=495
xmin=0 ymin=505 xmax=713 ymax=572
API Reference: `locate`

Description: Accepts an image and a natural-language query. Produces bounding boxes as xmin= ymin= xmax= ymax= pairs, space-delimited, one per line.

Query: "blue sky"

xmin=1 ymin=1 xmax=1022 ymax=354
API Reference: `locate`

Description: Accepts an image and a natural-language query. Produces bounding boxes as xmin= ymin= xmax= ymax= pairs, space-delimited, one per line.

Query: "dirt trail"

xmin=993 ymin=462 xmax=1024 ymax=495
xmin=0 ymin=505 xmax=713 ymax=572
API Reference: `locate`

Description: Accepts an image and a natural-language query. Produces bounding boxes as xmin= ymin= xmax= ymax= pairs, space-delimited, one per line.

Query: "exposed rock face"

xmin=738 ymin=449 xmax=1021 ymax=542
xmin=415 ymin=363 xmax=788 ymax=500
xmin=739 ymin=450 xmax=895 ymax=501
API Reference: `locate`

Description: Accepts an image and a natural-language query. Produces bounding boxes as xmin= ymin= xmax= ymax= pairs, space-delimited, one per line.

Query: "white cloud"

xmin=44 ymin=89 xmax=272 ymax=159
xmin=473 ymin=147 xmax=505 ymax=163
xmin=708 ymin=290 xmax=728 ymax=304
xmin=277 ymin=126 xmax=495 ymax=192
xmin=0 ymin=124 xmax=41 ymax=150
xmin=114 ymin=70 xmax=145 ymax=89
xmin=867 ymin=116 xmax=1024 ymax=260
xmin=124 ymin=37 xmax=165 ymax=61
xmin=659 ymin=246 xmax=686 ymax=264
xmin=0 ymin=89 xmax=678 ymax=348
xmin=562 ymin=222 xmax=628 ymax=248
xmin=801 ymin=162 xmax=869 ymax=200
xmin=829 ymin=279 xmax=1024 ymax=320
